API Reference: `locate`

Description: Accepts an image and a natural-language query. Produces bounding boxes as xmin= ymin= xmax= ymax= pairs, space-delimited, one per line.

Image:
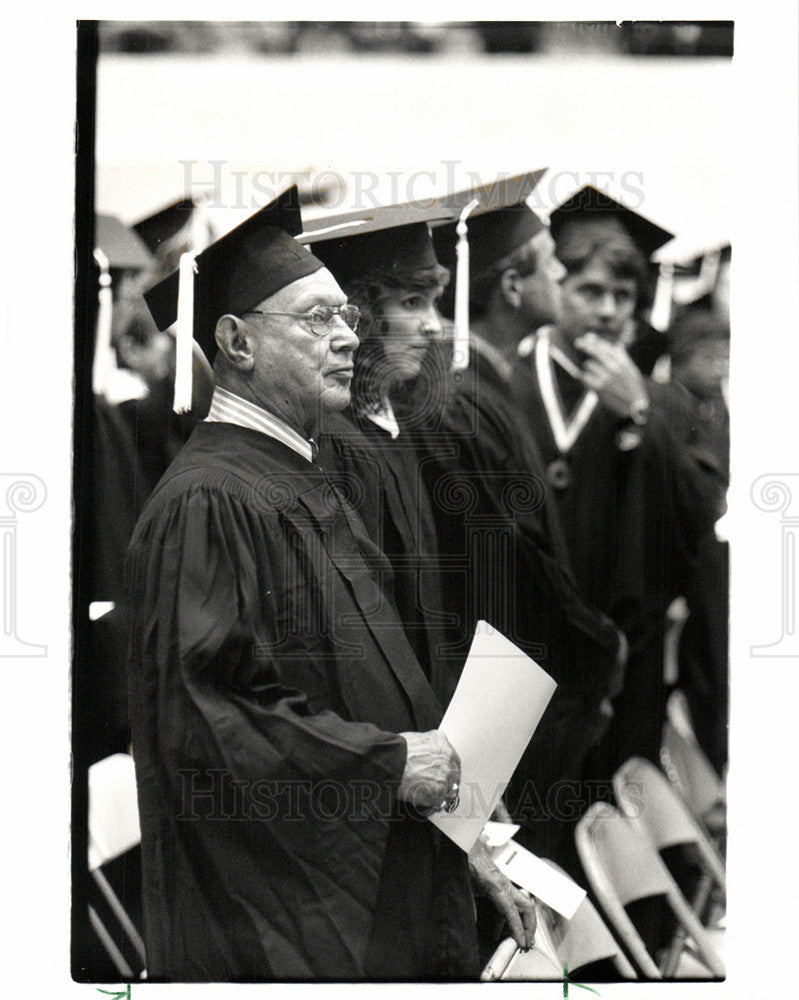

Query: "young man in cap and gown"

xmin=428 ymin=178 xmax=628 ymax=866
xmin=510 ymin=187 xmax=721 ymax=794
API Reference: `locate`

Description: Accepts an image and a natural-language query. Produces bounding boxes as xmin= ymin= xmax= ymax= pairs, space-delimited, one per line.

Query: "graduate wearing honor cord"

xmin=127 ymin=187 xmax=480 ymax=981
xmin=511 ymin=187 xmax=721 ymax=790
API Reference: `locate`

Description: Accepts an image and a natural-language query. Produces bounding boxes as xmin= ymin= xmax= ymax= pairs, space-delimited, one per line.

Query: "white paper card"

xmin=492 ymin=840 xmax=587 ymax=920
xmin=481 ymin=820 xmax=520 ymax=848
xmin=429 ymin=621 xmax=557 ymax=852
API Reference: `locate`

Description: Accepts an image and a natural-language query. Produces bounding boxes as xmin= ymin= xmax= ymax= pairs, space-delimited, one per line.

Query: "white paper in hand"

xmin=429 ymin=621 xmax=556 ymax=852
xmin=492 ymin=841 xmax=586 ymax=919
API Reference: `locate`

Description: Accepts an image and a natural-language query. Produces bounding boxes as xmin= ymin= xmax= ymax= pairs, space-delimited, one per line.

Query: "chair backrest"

xmin=660 ymin=720 xmax=726 ymax=832
xmin=482 ymin=880 xmax=638 ymax=982
xmin=88 ymin=752 xmax=141 ymax=870
xmin=614 ymin=757 xmax=726 ymax=893
xmin=481 ymin=908 xmax=562 ymax=981
xmin=575 ymin=802 xmax=725 ymax=979
xmin=543 ymin=879 xmax=638 ymax=979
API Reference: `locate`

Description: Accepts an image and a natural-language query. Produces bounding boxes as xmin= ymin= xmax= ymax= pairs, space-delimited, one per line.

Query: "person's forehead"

xmin=378 ymin=282 xmax=443 ymax=301
xmin=256 ymin=267 xmax=345 ymax=311
xmin=568 ymin=260 xmax=636 ymax=287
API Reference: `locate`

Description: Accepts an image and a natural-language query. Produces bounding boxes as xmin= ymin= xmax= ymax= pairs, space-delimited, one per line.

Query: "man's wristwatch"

xmin=616 ymin=396 xmax=650 ymax=451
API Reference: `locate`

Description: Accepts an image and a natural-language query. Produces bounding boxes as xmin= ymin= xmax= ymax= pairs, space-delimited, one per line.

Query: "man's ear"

xmin=215 ymin=315 xmax=255 ymax=370
xmin=499 ymin=268 xmax=522 ymax=311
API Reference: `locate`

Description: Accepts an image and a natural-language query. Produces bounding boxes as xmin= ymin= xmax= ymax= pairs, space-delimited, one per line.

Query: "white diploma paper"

xmin=481 ymin=820 xmax=520 ymax=849
xmin=491 ymin=841 xmax=587 ymax=920
xmin=429 ymin=621 xmax=556 ymax=852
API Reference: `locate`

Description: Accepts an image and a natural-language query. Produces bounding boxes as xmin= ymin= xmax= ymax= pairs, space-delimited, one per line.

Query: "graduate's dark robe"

xmin=319 ymin=410 xmax=452 ymax=706
xmin=674 ymin=386 xmax=730 ymax=775
xmin=511 ymin=340 xmax=720 ymax=781
xmin=87 ymin=390 xmax=198 ymax=764
xmin=126 ymin=421 xmax=478 ymax=982
xmin=407 ymin=340 xmax=624 ymax=859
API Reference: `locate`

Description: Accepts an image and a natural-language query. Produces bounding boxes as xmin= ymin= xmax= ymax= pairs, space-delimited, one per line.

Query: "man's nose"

xmin=596 ymin=292 xmax=618 ymax=318
xmin=330 ymin=316 xmax=360 ymax=352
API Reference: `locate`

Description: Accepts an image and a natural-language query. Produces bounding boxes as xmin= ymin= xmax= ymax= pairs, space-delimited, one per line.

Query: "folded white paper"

xmin=481 ymin=820 xmax=520 ymax=849
xmin=491 ymin=840 xmax=586 ymax=920
xmin=430 ymin=621 xmax=556 ymax=852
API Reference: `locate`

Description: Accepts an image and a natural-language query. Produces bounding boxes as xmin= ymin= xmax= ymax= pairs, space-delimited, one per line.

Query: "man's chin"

xmin=321 ymin=385 xmax=352 ymax=412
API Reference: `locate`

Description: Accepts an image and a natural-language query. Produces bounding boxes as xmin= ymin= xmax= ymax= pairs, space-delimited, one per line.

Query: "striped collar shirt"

xmin=205 ymin=386 xmax=314 ymax=463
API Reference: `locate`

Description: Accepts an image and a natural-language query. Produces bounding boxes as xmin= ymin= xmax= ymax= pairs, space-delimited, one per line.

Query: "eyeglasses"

xmin=245 ymin=304 xmax=360 ymax=336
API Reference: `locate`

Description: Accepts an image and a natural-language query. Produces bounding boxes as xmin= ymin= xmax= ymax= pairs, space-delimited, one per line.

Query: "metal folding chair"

xmin=575 ymin=802 xmax=725 ymax=979
xmin=87 ymin=752 xmax=146 ymax=980
xmin=482 ymin=864 xmax=636 ymax=981
xmin=614 ymin=756 xmax=726 ymax=975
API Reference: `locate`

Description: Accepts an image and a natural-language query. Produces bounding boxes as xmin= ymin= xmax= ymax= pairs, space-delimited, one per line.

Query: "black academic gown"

xmin=126 ymin=421 xmax=478 ymax=982
xmin=319 ymin=410 xmax=452 ymax=707
xmin=87 ymin=390 xmax=198 ymax=764
xmin=511 ymin=342 xmax=719 ymax=778
xmin=674 ymin=386 xmax=730 ymax=775
xmin=408 ymin=341 xmax=624 ymax=860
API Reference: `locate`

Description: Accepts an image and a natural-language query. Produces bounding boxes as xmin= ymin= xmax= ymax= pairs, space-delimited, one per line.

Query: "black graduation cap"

xmin=299 ymin=200 xmax=456 ymax=286
xmin=95 ymin=214 xmax=155 ymax=272
xmin=549 ymin=185 xmax=674 ymax=259
xmin=132 ymin=197 xmax=195 ymax=255
xmin=144 ymin=185 xmax=325 ymax=412
xmin=430 ymin=170 xmax=548 ymax=280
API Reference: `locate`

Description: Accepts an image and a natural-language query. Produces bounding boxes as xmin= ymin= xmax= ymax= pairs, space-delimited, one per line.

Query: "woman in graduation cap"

xmin=307 ymin=211 xmax=452 ymax=693
xmin=305 ymin=206 xmax=538 ymax=963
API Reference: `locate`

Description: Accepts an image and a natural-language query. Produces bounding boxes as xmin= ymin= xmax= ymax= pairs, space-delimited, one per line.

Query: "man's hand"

xmin=575 ymin=332 xmax=648 ymax=419
xmin=468 ymin=837 xmax=537 ymax=950
xmin=398 ymin=730 xmax=461 ymax=814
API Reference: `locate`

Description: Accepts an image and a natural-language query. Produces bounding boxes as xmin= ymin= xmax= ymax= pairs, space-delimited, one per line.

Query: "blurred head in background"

xmin=669 ymin=309 xmax=730 ymax=400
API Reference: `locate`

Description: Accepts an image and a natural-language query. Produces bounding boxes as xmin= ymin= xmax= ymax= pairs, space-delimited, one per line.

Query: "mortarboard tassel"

xmin=451 ymin=198 xmax=480 ymax=372
xmin=649 ymin=260 xmax=675 ymax=333
xmin=174 ymin=250 xmax=198 ymax=413
xmin=92 ymin=247 xmax=116 ymax=398
xmin=672 ymin=249 xmax=721 ymax=307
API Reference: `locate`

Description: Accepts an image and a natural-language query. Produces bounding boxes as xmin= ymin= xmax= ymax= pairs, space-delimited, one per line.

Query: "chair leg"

xmin=91 ymin=868 xmax=147 ymax=967
xmin=88 ymin=904 xmax=134 ymax=980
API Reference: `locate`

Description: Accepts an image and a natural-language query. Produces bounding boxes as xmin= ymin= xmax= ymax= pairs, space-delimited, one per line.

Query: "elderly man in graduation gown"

xmin=127 ymin=187 xmax=479 ymax=982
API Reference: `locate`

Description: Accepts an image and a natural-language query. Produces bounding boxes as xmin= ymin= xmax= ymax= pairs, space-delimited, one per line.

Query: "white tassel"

xmin=451 ymin=198 xmax=480 ymax=372
xmin=649 ymin=260 xmax=675 ymax=333
xmin=672 ymin=249 xmax=721 ymax=307
xmin=92 ymin=247 xmax=115 ymax=398
xmin=174 ymin=251 xmax=198 ymax=414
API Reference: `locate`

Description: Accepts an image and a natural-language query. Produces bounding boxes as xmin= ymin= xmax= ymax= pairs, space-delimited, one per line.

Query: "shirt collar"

xmin=205 ymin=386 xmax=314 ymax=463
xmin=364 ymin=398 xmax=400 ymax=439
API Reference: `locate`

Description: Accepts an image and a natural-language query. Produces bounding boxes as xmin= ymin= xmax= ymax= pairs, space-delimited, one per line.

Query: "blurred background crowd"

xmin=100 ymin=19 xmax=734 ymax=57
